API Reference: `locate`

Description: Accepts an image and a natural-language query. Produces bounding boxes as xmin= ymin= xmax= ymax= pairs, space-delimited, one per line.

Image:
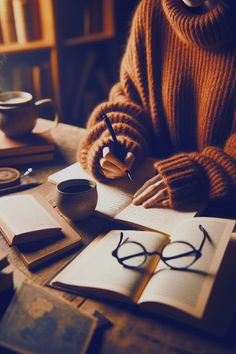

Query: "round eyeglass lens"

xmin=117 ymin=241 xmax=147 ymax=268
xmin=162 ymin=241 xmax=196 ymax=269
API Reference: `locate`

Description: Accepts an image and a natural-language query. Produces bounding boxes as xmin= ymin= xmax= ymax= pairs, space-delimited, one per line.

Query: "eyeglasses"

xmin=111 ymin=225 xmax=213 ymax=271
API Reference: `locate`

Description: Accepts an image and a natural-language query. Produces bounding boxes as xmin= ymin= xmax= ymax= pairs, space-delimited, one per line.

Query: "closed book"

xmin=0 ymin=130 xmax=55 ymax=158
xmin=10 ymin=193 xmax=82 ymax=270
xmin=0 ymin=151 xmax=55 ymax=166
xmin=0 ymin=194 xmax=62 ymax=246
xmin=0 ymin=281 xmax=97 ymax=354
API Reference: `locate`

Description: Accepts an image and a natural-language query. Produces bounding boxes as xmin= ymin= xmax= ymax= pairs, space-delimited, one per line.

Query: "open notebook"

xmin=48 ymin=159 xmax=198 ymax=235
xmin=49 ymin=217 xmax=236 ymax=336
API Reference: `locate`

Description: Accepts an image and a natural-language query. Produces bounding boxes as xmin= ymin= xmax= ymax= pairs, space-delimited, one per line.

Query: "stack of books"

xmin=0 ymin=130 xmax=56 ymax=166
xmin=0 ymin=193 xmax=82 ymax=270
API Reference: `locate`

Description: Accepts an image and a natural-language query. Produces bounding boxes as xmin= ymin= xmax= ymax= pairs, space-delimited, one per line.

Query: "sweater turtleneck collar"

xmin=162 ymin=0 xmax=236 ymax=48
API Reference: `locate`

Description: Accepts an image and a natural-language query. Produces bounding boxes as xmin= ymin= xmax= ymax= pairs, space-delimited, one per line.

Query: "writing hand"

xmin=133 ymin=174 xmax=170 ymax=208
xmin=99 ymin=146 xmax=135 ymax=179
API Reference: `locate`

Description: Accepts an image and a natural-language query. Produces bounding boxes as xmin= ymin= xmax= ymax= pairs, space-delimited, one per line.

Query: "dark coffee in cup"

xmin=56 ymin=178 xmax=98 ymax=220
xmin=61 ymin=184 xmax=93 ymax=194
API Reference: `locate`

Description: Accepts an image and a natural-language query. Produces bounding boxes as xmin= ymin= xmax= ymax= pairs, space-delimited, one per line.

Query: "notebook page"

xmin=116 ymin=203 xmax=197 ymax=234
xmin=48 ymin=159 xmax=155 ymax=218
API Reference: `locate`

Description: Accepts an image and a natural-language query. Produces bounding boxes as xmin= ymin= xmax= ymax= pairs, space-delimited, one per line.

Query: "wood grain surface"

xmin=1 ymin=119 xmax=236 ymax=354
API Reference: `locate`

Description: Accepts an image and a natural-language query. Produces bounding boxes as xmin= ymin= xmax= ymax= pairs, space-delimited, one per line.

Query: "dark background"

xmin=0 ymin=0 xmax=140 ymax=127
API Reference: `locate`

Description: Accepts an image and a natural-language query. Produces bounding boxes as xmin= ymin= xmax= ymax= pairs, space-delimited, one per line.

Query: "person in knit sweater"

xmin=77 ymin=0 xmax=236 ymax=209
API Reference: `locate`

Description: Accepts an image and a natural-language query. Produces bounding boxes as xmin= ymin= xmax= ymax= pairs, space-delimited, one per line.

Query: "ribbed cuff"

xmin=154 ymin=153 xmax=207 ymax=208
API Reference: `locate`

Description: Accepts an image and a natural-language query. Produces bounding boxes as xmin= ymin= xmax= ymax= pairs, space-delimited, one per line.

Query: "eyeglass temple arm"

xmin=198 ymin=224 xmax=213 ymax=252
xmin=111 ymin=232 xmax=125 ymax=257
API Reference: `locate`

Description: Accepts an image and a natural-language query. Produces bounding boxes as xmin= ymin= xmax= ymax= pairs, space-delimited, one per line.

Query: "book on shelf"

xmin=49 ymin=217 xmax=236 ymax=336
xmin=0 ymin=193 xmax=82 ymax=270
xmin=48 ymin=159 xmax=198 ymax=235
xmin=72 ymin=51 xmax=97 ymax=121
xmin=32 ymin=62 xmax=53 ymax=100
xmin=11 ymin=65 xmax=25 ymax=91
xmin=12 ymin=0 xmax=33 ymax=43
xmin=0 ymin=0 xmax=17 ymax=44
xmin=0 ymin=23 xmax=3 ymax=43
xmin=11 ymin=64 xmax=35 ymax=93
xmin=0 ymin=129 xmax=56 ymax=166
xmin=0 ymin=281 xmax=97 ymax=354
xmin=83 ymin=0 xmax=103 ymax=35
xmin=9 ymin=63 xmax=52 ymax=101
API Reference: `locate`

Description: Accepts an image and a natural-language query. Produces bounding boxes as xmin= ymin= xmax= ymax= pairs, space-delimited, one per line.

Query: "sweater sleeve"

xmin=154 ymin=129 xmax=236 ymax=208
xmin=77 ymin=1 xmax=153 ymax=181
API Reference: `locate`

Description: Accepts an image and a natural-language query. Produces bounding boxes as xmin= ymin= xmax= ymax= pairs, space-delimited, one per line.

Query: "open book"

xmin=48 ymin=159 xmax=198 ymax=235
xmin=49 ymin=217 xmax=236 ymax=335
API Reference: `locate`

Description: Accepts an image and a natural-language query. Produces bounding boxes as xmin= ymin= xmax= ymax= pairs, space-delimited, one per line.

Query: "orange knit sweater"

xmin=78 ymin=0 xmax=236 ymax=208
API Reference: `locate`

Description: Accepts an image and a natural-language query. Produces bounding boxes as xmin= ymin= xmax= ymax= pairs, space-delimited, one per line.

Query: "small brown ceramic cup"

xmin=56 ymin=179 xmax=98 ymax=220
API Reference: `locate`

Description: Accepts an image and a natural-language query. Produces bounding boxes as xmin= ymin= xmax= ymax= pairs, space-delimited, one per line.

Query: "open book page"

xmin=138 ymin=217 xmax=235 ymax=318
xmin=48 ymin=158 xmax=155 ymax=218
xmin=50 ymin=230 xmax=170 ymax=303
xmin=115 ymin=204 xmax=196 ymax=235
xmin=48 ymin=161 xmax=129 ymax=218
xmin=48 ymin=159 xmax=197 ymax=228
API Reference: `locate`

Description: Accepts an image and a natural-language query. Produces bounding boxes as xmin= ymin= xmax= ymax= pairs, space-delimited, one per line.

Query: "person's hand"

xmin=133 ymin=174 xmax=170 ymax=208
xmin=99 ymin=146 xmax=135 ymax=179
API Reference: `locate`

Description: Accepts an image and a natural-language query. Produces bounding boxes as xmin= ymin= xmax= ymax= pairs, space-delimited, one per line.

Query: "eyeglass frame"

xmin=111 ymin=224 xmax=213 ymax=271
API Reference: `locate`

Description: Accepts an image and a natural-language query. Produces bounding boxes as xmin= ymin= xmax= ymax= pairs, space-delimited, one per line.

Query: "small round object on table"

xmin=0 ymin=167 xmax=21 ymax=189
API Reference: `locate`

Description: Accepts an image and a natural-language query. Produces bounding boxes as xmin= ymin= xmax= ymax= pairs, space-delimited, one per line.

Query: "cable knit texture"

xmin=77 ymin=0 xmax=236 ymax=208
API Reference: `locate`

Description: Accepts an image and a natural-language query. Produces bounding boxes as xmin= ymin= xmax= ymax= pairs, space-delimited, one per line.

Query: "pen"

xmin=0 ymin=182 xmax=41 ymax=197
xmin=103 ymin=114 xmax=132 ymax=181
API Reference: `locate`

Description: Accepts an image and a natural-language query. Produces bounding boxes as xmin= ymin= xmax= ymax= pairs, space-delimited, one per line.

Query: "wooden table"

xmin=1 ymin=120 xmax=236 ymax=354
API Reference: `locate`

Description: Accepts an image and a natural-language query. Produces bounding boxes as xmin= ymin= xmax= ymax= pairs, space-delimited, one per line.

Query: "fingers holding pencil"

xmin=100 ymin=146 xmax=135 ymax=180
xmin=102 ymin=114 xmax=135 ymax=181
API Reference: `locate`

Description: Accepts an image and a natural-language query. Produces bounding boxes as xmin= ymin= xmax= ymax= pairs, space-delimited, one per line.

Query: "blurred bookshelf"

xmin=0 ymin=0 xmax=139 ymax=126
